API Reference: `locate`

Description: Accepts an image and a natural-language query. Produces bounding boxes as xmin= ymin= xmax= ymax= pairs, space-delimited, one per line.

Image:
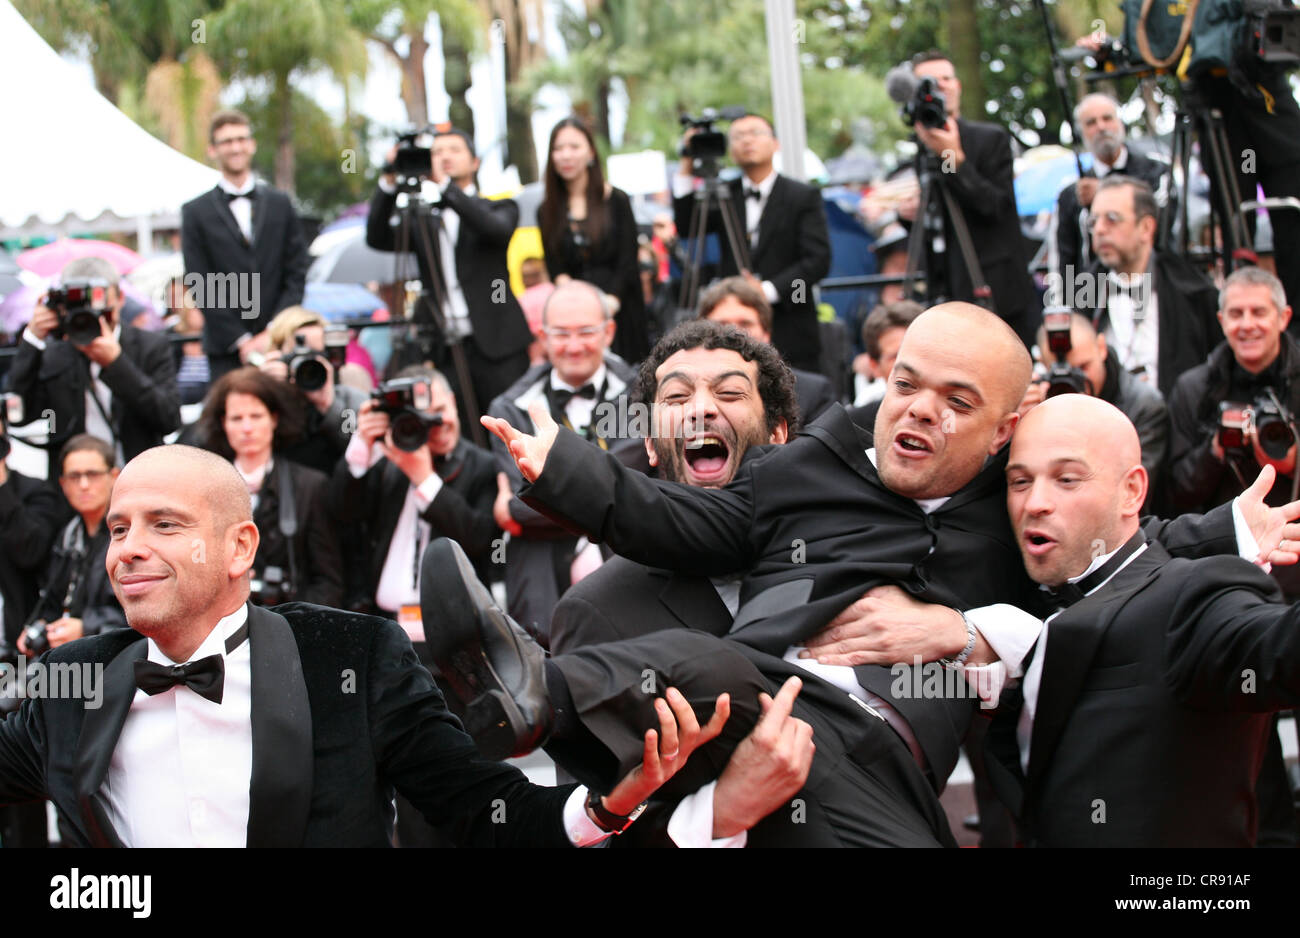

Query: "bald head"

xmin=1007 ymin=395 xmax=1146 ymax=586
xmin=123 ymin=445 xmax=253 ymax=529
xmin=541 ymin=279 xmax=611 ymax=327
xmin=913 ymin=302 xmax=1033 ymax=412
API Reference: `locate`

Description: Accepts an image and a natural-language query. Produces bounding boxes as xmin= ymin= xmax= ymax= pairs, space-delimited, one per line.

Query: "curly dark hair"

xmin=633 ymin=320 xmax=800 ymax=434
xmin=196 ymin=366 xmax=307 ymax=459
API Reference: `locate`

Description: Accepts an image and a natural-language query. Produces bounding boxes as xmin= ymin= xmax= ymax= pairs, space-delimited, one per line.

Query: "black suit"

xmin=986 ymin=539 xmax=1300 ymax=846
xmin=367 ymin=184 xmax=531 ymax=421
xmin=180 ymin=184 xmax=308 ymax=367
xmin=249 ymin=459 xmax=343 ymax=609
xmin=674 ymin=176 xmax=831 ymax=372
xmin=0 ymin=470 xmax=69 ymax=645
xmin=1075 ymin=250 xmax=1220 ymax=400
xmin=919 ymin=119 xmax=1037 ymax=346
xmin=0 ymin=603 xmax=574 ymax=846
xmin=332 ymin=437 xmax=500 ymax=608
xmin=5 ymin=325 xmax=181 ymax=466
xmin=1054 ymin=150 xmax=1169 ymax=275
xmin=791 ymin=366 xmax=836 ymax=425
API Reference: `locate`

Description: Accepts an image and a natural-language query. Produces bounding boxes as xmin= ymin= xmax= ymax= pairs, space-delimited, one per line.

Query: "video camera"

xmin=884 ymin=64 xmax=948 ymax=131
xmin=371 ymin=376 xmax=443 ymax=452
xmin=1041 ymin=308 xmax=1092 ymax=397
xmin=678 ymin=107 xmax=747 ymax=166
xmin=382 ymin=128 xmax=435 ymax=189
xmin=1218 ymin=389 xmax=1297 ymax=459
xmin=45 ymin=279 xmax=112 ymax=346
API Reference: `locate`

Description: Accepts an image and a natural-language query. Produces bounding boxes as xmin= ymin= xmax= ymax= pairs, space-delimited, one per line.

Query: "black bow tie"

xmin=745 ymin=188 xmax=763 ymax=202
xmin=132 ymin=621 xmax=249 ymax=704
xmin=134 ymin=655 xmax=225 ymax=704
xmin=550 ymin=383 xmax=597 ymax=409
xmin=1042 ymin=532 xmax=1145 ymax=611
xmin=223 ymin=188 xmax=256 ymax=203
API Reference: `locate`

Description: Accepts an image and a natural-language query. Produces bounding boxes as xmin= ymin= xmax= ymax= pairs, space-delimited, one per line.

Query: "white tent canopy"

xmin=0 ymin=0 xmax=219 ymax=243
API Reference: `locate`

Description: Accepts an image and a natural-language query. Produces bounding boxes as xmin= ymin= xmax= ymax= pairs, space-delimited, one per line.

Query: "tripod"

xmin=903 ymin=147 xmax=992 ymax=310
xmin=678 ymin=156 xmax=753 ymax=312
xmin=388 ymin=180 xmax=489 ymax=448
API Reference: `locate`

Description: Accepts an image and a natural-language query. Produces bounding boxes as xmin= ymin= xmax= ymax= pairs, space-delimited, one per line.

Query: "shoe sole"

xmin=421 ymin=537 xmax=534 ymax=761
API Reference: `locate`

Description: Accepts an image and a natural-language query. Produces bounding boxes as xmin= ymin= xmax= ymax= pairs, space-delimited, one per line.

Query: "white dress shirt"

xmin=1103 ymin=264 xmax=1159 ymax=388
xmin=217 ymin=178 xmax=256 ymax=243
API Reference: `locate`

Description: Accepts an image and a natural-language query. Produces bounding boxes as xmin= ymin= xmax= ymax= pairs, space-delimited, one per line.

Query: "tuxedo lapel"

xmin=1026 ymin=546 xmax=1163 ymax=790
xmin=245 ymin=603 xmax=313 ymax=847
xmin=800 ymin=403 xmax=886 ymax=492
xmin=208 ymin=186 xmax=249 ymax=251
xmin=752 ymin=177 xmax=784 ymax=263
xmin=251 ymin=184 xmax=271 ymax=249
xmin=657 ymin=571 xmax=732 ymax=637
xmin=75 ymin=636 xmax=149 ymax=848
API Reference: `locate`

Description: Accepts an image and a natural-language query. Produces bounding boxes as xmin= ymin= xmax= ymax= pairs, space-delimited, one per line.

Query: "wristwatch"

xmin=585 ymin=789 xmax=647 ymax=835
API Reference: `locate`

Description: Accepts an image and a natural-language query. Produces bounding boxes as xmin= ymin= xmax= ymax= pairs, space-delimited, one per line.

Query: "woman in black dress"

xmin=538 ymin=116 xmax=648 ymax=363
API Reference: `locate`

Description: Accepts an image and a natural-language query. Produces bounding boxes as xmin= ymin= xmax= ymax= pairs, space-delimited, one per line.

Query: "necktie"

xmin=1042 ymin=531 xmax=1145 ymax=610
xmin=745 ymin=188 xmax=763 ymax=202
xmin=131 ymin=621 xmax=250 ymax=705
xmin=223 ymin=188 xmax=256 ymax=202
xmin=550 ymin=383 xmax=597 ymax=410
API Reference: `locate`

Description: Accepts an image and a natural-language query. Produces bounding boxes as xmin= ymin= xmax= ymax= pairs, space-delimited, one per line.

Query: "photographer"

xmin=333 ymin=367 xmax=499 ymax=619
xmin=671 ymin=112 xmax=830 ymax=373
xmin=1168 ymin=268 xmax=1300 ymax=548
xmin=1023 ymin=311 xmax=1169 ymax=506
xmin=255 ymin=306 xmax=370 ymax=476
xmin=195 ymin=367 xmax=343 ymax=608
xmin=905 ymin=51 xmax=1037 ymax=347
xmin=366 ymin=126 xmax=532 ymax=432
xmin=7 ymin=257 xmax=181 ymax=471
xmin=19 ymin=435 xmax=127 ymax=658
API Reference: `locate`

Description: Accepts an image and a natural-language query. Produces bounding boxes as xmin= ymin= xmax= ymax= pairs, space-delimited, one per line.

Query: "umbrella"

xmin=1014 ymin=146 xmax=1091 ymax=217
xmin=302 ymin=282 xmax=387 ymax=321
xmin=0 ymin=247 xmax=18 ymax=275
xmin=309 ymin=215 xmax=367 ymax=256
xmin=16 ymin=238 xmax=144 ymax=278
xmin=307 ymin=229 xmax=417 ymax=285
xmin=126 ymin=253 xmax=185 ymax=313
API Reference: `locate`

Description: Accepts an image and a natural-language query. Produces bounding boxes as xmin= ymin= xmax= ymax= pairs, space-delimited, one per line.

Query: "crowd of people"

xmin=4 ymin=37 xmax=1300 ymax=850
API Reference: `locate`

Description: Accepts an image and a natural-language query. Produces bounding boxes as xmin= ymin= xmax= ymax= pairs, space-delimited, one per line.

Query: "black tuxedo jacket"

xmin=6 ymin=325 xmax=181 ymax=462
xmin=674 ymin=175 xmax=831 ymax=371
xmin=1055 ymin=149 xmax=1169 ymax=274
xmin=0 ymin=471 xmax=70 ymax=643
xmin=986 ymin=541 xmax=1300 ymax=846
xmin=923 ymin=119 xmax=1036 ymax=339
xmin=791 ymin=366 xmax=836 ymax=425
xmin=1075 ymin=250 xmax=1220 ymax=400
xmin=0 ymin=603 xmax=573 ymax=846
xmin=180 ymin=184 xmax=308 ymax=356
xmin=366 ymin=185 xmax=532 ymax=362
xmin=523 ymin=402 xmax=1241 ymax=789
xmin=331 ymin=437 xmax=500 ymax=604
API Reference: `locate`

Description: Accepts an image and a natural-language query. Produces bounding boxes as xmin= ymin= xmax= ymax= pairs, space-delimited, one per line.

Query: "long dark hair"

xmin=196 ymin=367 xmax=306 ymax=460
xmin=538 ymin=117 xmax=608 ymax=261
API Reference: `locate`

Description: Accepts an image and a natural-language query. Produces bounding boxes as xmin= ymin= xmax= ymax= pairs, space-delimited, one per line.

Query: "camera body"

xmin=383 ymin=129 xmax=435 ymax=189
xmin=249 ymin=565 xmax=293 ymax=606
xmin=21 ymin=621 xmax=49 ymax=657
xmin=900 ymin=77 xmax=948 ymax=130
xmin=45 ymin=279 xmax=112 ymax=346
xmin=679 ymin=107 xmax=747 ymax=167
xmin=1041 ymin=308 xmax=1093 ymax=397
xmin=1218 ymin=391 xmax=1298 ymax=460
xmin=287 ymin=336 xmax=330 ymax=392
xmin=371 ymin=377 xmax=443 ymax=452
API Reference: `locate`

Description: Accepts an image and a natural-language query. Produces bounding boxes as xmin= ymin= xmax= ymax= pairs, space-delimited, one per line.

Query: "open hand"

xmin=481 ymin=401 xmax=559 ymax=483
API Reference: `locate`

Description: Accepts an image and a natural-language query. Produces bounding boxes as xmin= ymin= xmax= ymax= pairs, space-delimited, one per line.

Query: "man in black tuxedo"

xmin=697 ymin=277 xmax=836 ymax=424
xmin=1053 ymin=93 xmax=1169 ymax=276
xmin=486 ymin=281 xmax=648 ymax=643
xmin=910 ymin=52 xmax=1038 ymax=347
xmin=367 ymin=127 xmax=532 ymax=432
xmin=983 ymin=394 xmax=1300 ymax=846
xmin=7 ymin=257 xmax=181 ymax=471
xmin=0 ymin=444 xmax=723 ymax=847
xmin=180 ymin=110 xmax=309 ymax=381
xmin=673 ymin=113 xmax=831 ymax=372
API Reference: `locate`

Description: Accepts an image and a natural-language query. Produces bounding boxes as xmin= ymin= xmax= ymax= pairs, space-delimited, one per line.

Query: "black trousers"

xmin=547 ymin=630 xmax=956 ymax=847
xmin=431 ymin=337 xmax=529 ymax=447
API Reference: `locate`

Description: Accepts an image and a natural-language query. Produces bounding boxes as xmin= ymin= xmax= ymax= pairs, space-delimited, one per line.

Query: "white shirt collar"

xmin=743 ymin=170 xmax=778 ymax=199
xmin=865 ymin=447 xmax=951 ymax=513
xmin=148 ymin=603 xmax=249 ymax=667
xmin=1094 ymin=147 xmax=1130 ymax=177
xmin=550 ymin=362 xmax=607 ymax=395
xmin=218 ymin=178 xmax=256 ymax=198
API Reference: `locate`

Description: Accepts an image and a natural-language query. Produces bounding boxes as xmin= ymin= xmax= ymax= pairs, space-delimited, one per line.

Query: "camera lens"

xmin=294 ymin=357 xmax=328 ymax=392
xmin=390 ymin=412 xmax=430 ymax=452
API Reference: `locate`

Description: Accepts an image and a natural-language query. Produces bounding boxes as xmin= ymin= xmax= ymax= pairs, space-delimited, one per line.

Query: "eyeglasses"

xmin=62 ymin=469 xmax=111 ymax=485
xmin=214 ymin=134 xmax=253 ymax=147
xmin=543 ymin=326 xmax=604 ymax=341
xmin=729 ymin=128 xmax=773 ymax=140
xmin=1087 ymin=210 xmax=1133 ymax=230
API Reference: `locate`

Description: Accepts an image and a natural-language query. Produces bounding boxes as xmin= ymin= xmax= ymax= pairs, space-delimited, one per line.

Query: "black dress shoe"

xmin=420 ymin=537 xmax=554 ymax=760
